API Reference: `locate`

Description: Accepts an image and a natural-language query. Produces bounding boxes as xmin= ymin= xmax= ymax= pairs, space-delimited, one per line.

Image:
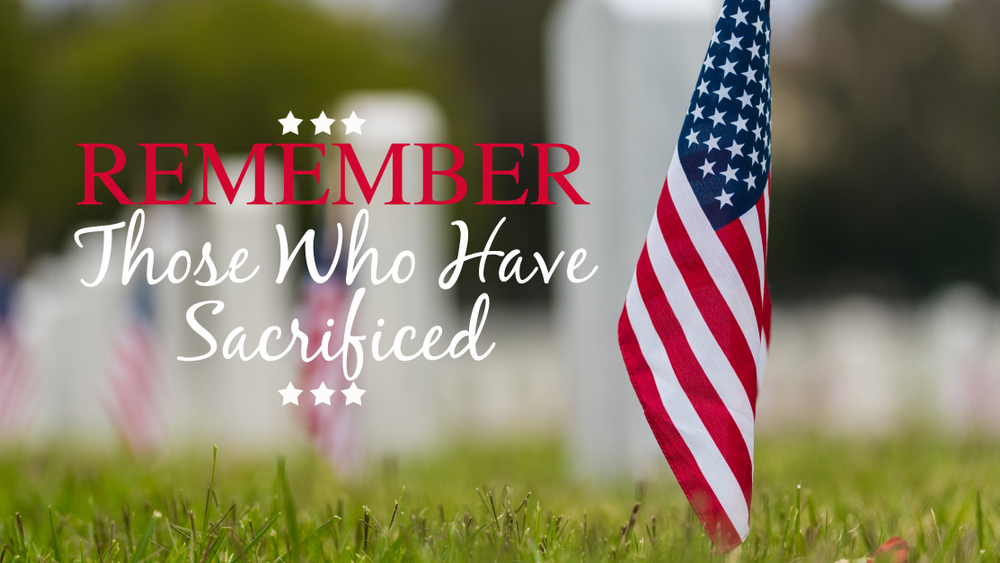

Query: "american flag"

xmin=105 ymin=280 xmax=163 ymax=452
xmin=298 ymin=216 xmax=363 ymax=474
xmin=617 ymin=0 xmax=771 ymax=551
xmin=0 ymin=268 xmax=31 ymax=436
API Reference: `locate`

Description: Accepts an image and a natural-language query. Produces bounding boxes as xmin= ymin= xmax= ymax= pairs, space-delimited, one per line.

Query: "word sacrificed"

xmin=74 ymin=208 xmax=598 ymax=380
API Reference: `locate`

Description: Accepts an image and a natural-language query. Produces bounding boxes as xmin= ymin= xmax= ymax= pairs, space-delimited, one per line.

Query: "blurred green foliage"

xmin=770 ymin=0 xmax=1000 ymax=299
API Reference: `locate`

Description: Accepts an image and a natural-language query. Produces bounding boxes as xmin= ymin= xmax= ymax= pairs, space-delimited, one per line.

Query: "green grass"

xmin=1 ymin=435 xmax=999 ymax=562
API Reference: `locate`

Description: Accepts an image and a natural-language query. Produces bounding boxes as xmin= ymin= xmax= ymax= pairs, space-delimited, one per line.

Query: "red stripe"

xmin=717 ymin=219 xmax=763 ymax=332
xmin=634 ymin=248 xmax=753 ymax=506
xmin=618 ymin=307 xmax=742 ymax=551
xmin=655 ymin=181 xmax=758 ymax=408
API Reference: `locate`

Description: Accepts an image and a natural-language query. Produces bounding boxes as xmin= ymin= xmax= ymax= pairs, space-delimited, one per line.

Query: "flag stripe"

xmin=634 ymin=247 xmax=753 ymax=505
xmin=621 ymin=284 xmax=748 ymax=544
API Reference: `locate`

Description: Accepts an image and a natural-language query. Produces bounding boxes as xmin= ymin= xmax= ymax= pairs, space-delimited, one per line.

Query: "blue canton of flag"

xmin=679 ymin=0 xmax=771 ymax=231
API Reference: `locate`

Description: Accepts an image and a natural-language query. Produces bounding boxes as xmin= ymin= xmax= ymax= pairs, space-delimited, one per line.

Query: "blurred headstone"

xmin=547 ymin=0 xmax=721 ymax=477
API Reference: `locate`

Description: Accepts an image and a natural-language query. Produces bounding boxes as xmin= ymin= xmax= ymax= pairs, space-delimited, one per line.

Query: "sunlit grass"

xmin=0 ymin=434 xmax=998 ymax=561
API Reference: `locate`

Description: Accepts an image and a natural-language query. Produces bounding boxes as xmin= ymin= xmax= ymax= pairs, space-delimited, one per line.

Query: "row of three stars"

xmin=278 ymin=381 xmax=366 ymax=406
xmin=278 ymin=111 xmax=365 ymax=136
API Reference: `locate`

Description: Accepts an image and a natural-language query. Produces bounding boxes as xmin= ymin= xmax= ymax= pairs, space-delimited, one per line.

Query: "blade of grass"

xmin=203 ymin=446 xmax=217 ymax=536
xmin=130 ymin=511 xmax=161 ymax=563
xmin=48 ymin=507 xmax=62 ymax=563
xmin=234 ymin=513 xmax=280 ymax=562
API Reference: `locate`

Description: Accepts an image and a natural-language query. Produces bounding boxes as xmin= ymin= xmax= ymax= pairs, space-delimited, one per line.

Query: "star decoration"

xmin=685 ymin=130 xmax=701 ymax=147
xmin=737 ymin=91 xmax=754 ymax=108
xmin=753 ymin=18 xmax=764 ymax=35
xmin=720 ymin=59 xmax=738 ymax=77
xmin=705 ymin=134 xmax=721 ymax=153
xmin=710 ymin=30 xmax=720 ymax=45
xmin=713 ymin=84 xmax=732 ymax=102
xmin=311 ymin=382 xmax=335 ymax=406
xmin=731 ymin=8 xmax=748 ymax=27
xmin=733 ymin=115 xmax=749 ymax=133
xmin=699 ymin=159 xmax=717 ymax=178
xmin=279 ymin=382 xmax=303 ymax=406
xmin=341 ymin=111 xmax=365 ymax=135
xmin=278 ymin=111 xmax=303 ymax=135
xmin=742 ymin=68 xmax=758 ymax=84
xmin=744 ymin=172 xmax=758 ymax=190
xmin=709 ymin=109 xmax=727 ymax=128
xmin=721 ymin=165 xmax=739 ymax=184
xmin=342 ymin=382 xmax=366 ymax=406
xmin=724 ymin=33 xmax=743 ymax=51
xmin=310 ymin=111 xmax=335 ymax=135
xmin=703 ymin=55 xmax=715 ymax=71
xmin=697 ymin=79 xmax=711 ymax=96
xmin=726 ymin=141 xmax=744 ymax=158
xmin=691 ymin=104 xmax=705 ymax=121
xmin=749 ymin=43 xmax=761 ymax=60
xmin=715 ymin=189 xmax=735 ymax=208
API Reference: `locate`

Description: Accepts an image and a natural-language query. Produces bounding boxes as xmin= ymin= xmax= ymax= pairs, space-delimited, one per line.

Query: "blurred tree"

xmin=769 ymin=0 xmax=1000 ymax=299
xmin=1 ymin=0 xmax=437 ymax=257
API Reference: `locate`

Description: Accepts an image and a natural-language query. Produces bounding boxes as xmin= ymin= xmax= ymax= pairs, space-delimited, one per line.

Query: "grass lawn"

xmin=1 ymin=434 xmax=998 ymax=562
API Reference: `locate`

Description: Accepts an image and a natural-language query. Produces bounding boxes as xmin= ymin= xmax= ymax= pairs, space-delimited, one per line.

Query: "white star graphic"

xmin=722 ymin=165 xmax=739 ymax=184
xmin=705 ymin=134 xmax=721 ymax=153
xmin=726 ymin=141 xmax=744 ymax=158
xmin=691 ymin=104 xmax=705 ymax=121
xmin=278 ymin=111 xmax=303 ymax=135
xmin=699 ymin=159 xmax=717 ymax=178
xmin=703 ymin=55 xmax=715 ymax=71
xmin=759 ymin=0 xmax=766 ymax=11
xmin=715 ymin=190 xmax=734 ymax=208
xmin=764 ymin=52 xmax=770 ymax=67
xmin=749 ymin=43 xmax=761 ymax=60
xmin=342 ymin=382 xmax=366 ymax=406
xmin=709 ymin=109 xmax=727 ymax=128
xmin=713 ymin=84 xmax=732 ymax=102
xmin=765 ymin=28 xmax=771 ymax=43
xmin=720 ymin=59 xmax=738 ymax=77
xmin=341 ymin=111 xmax=366 ymax=135
xmin=310 ymin=111 xmax=335 ymax=135
xmin=279 ymin=382 xmax=303 ymax=406
xmin=753 ymin=124 xmax=763 ymax=139
xmin=749 ymin=148 xmax=760 ymax=166
xmin=710 ymin=30 xmax=720 ymax=45
xmin=311 ymin=382 xmax=335 ymax=406
xmin=742 ymin=68 xmax=758 ymax=84
xmin=753 ymin=18 xmax=764 ymax=35
xmin=733 ymin=115 xmax=749 ymax=133
xmin=685 ymin=130 xmax=701 ymax=147
xmin=731 ymin=7 xmax=748 ymax=27
xmin=745 ymin=172 xmax=758 ymax=190
xmin=697 ymin=79 xmax=711 ymax=97
xmin=737 ymin=91 xmax=754 ymax=109
xmin=724 ymin=34 xmax=744 ymax=51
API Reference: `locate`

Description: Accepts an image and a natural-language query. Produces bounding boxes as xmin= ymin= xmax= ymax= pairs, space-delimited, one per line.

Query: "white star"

xmin=756 ymin=99 xmax=767 ymax=115
xmin=733 ymin=115 xmax=749 ymax=133
xmin=749 ymin=43 xmax=761 ymax=60
xmin=715 ymin=189 xmax=734 ymax=208
xmin=753 ymin=18 xmax=765 ymax=35
xmin=697 ymin=79 xmax=711 ymax=97
xmin=731 ymin=7 xmax=748 ymax=27
xmin=744 ymin=172 xmax=758 ymax=190
xmin=742 ymin=68 xmax=758 ymax=84
xmin=685 ymin=130 xmax=701 ymax=147
xmin=279 ymin=382 xmax=303 ymax=406
xmin=752 ymin=124 xmax=763 ymax=139
xmin=737 ymin=91 xmax=754 ymax=109
xmin=699 ymin=159 xmax=717 ymax=178
xmin=278 ymin=111 xmax=303 ymax=135
xmin=310 ymin=111 xmax=335 ymax=135
xmin=709 ymin=110 xmax=727 ymax=128
xmin=726 ymin=141 xmax=744 ymax=158
xmin=342 ymin=382 xmax=366 ymax=406
xmin=724 ymin=34 xmax=744 ymax=51
xmin=710 ymin=30 xmax=720 ymax=45
xmin=722 ymin=165 xmax=739 ymax=184
xmin=703 ymin=55 xmax=715 ymax=71
xmin=764 ymin=52 xmax=770 ymax=67
xmin=720 ymin=59 xmax=738 ymax=77
xmin=713 ymin=84 xmax=732 ymax=102
xmin=749 ymin=148 xmax=760 ymax=166
xmin=705 ymin=134 xmax=721 ymax=153
xmin=311 ymin=382 xmax=335 ymax=406
xmin=691 ymin=104 xmax=705 ymax=121
xmin=341 ymin=111 xmax=366 ymax=135
xmin=759 ymin=0 xmax=766 ymax=11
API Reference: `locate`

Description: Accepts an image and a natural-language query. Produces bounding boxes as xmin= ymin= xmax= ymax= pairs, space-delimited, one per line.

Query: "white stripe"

xmin=666 ymin=151 xmax=759 ymax=355
xmin=644 ymin=216 xmax=755 ymax=457
xmin=757 ymin=328 xmax=768 ymax=393
xmin=626 ymin=278 xmax=750 ymax=540
xmin=739 ymin=204 xmax=765 ymax=303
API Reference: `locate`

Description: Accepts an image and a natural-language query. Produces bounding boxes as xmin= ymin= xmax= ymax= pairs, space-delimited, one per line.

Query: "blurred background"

xmin=1 ymin=0 xmax=1000 ymax=478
